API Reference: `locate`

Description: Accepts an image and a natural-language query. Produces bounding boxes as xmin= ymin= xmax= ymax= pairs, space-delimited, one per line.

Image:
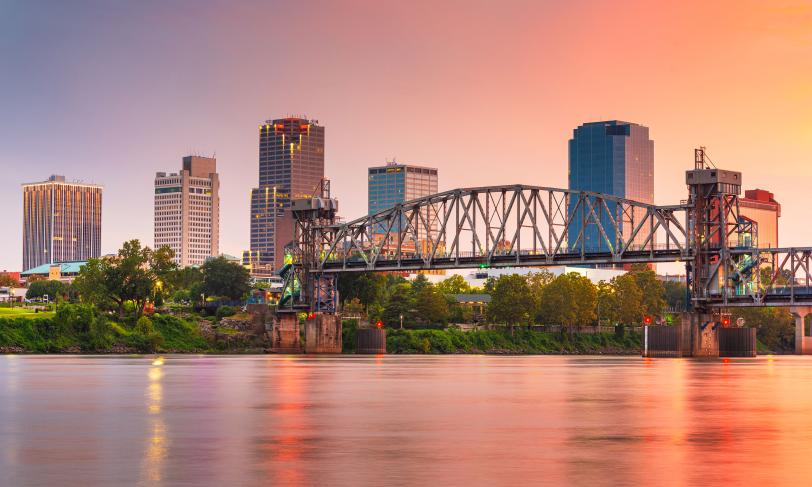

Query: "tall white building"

xmin=154 ymin=156 xmax=220 ymax=267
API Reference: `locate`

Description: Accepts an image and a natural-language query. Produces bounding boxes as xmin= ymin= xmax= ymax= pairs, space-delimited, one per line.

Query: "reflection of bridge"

xmin=276 ymin=149 xmax=811 ymax=356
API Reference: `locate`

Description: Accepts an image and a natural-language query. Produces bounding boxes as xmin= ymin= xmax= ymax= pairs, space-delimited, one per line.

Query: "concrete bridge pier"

xmin=680 ymin=312 xmax=719 ymax=357
xmin=791 ymin=307 xmax=812 ymax=355
xmin=304 ymin=314 xmax=342 ymax=353
xmin=271 ymin=312 xmax=302 ymax=353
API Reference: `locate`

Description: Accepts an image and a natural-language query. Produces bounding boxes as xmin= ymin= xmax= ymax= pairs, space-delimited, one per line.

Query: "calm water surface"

xmin=3 ymin=354 xmax=812 ymax=486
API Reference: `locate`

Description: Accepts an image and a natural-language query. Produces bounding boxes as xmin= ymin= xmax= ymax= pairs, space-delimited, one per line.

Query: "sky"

xmin=1 ymin=0 xmax=811 ymax=271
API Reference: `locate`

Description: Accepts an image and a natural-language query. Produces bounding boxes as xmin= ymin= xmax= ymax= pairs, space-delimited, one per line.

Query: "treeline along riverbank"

xmin=0 ymin=306 xmax=643 ymax=355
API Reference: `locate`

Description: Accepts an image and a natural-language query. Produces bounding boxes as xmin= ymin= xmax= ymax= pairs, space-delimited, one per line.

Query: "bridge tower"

xmin=681 ymin=147 xmax=753 ymax=356
xmin=273 ymin=179 xmax=342 ymax=353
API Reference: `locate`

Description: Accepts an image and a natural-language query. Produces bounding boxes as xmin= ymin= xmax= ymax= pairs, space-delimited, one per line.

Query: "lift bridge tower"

xmin=272 ymin=179 xmax=342 ymax=353
xmin=681 ymin=147 xmax=754 ymax=356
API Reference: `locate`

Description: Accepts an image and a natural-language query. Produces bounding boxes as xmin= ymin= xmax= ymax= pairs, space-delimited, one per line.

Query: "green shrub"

xmin=216 ymin=305 xmax=238 ymax=320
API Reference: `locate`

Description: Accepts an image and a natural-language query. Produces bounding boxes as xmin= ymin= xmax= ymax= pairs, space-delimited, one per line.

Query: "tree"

xmin=164 ymin=266 xmax=203 ymax=295
xmin=382 ymin=283 xmax=415 ymax=327
xmin=200 ymin=257 xmax=251 ymax=301
xmin=527 ymin=270 xmax=555 ymax=323
xmin=337 ymin=272 xmax=387 ymax=310
xmin=539 ymin=273 xmax=597 ymax=333
xmin=26 ymin=280 xmax=68 ymax=301
xmin=0 ymin=274 xmax=20 ymax=287
xmin=596 ymin=281 xmax=619 ymax=325
xmin=610 ymin=273 xmax=644 ymax=325
xmin=414 ymin=285 xmax=450 ymax=324
xmin=629 ymin=264 xmax=665 ymax=317
xmin=73 ymin=240 xmax=159 ymax=318
xmin=435 ymin=275 xmax=471 ymax=295
xmin=411 ymin=273 xmax=431 ymax=294
xmin=663 ymin=281 xmax=688 ymax=312
xmin=487 ymin=274 xmax=533 ymax=329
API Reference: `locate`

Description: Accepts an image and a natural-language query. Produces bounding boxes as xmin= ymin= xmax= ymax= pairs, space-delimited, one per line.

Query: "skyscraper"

xmin=568 ymin=121 xmax=654 ymax=251
xmin=154 ymin=156 xmax=220 ymax=267
xmin=368 ymin=161 xmax=438 ymax=243
xmin=22 ymin=175 xmax=103 ymax=271
xmin=250 ymin=117 xmax=325 ymax=270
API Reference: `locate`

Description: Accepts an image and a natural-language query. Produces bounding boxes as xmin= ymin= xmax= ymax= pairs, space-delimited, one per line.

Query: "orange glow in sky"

xmin=0 ymin=0 xmax=810 ymax=269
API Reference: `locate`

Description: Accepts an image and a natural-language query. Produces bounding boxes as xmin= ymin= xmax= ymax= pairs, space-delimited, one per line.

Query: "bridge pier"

xmin=304 ymin=314 xmax=342 ymax=354
xmin=674 ymin=312 xmax=719 ymax=357
xmin=271 ymin=312 xmax=302 ymax=353
xmin=791 ymin=307 xmax=812 ymax=355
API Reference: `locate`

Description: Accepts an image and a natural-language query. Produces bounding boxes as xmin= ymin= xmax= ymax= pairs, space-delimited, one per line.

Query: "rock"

xmin=197 ymin=320 xmax=215 ymax=340
xmin=218 ymin=316 xmax=253 ymax=332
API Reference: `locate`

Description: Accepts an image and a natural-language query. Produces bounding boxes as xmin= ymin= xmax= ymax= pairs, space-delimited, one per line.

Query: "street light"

xmin=399 ymin=314 xmax=403 ymax=329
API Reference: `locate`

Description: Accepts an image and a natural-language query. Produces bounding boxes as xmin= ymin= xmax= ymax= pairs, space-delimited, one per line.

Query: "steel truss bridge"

xmin=282 ymin=152 xmax=812 ymax=313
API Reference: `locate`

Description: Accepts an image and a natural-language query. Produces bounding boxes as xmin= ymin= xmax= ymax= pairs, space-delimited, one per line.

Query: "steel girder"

xmin=305 ymin=185 xmax=692 ymax=272
xmin=706 ymin=247 xmax=812 ymax=307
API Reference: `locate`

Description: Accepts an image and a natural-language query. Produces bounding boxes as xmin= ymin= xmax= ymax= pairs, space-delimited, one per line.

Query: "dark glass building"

xmin=568 ymin=121 xmax=654 ymax=251
xmin=250 ymin=117 xmax=325 ymax=270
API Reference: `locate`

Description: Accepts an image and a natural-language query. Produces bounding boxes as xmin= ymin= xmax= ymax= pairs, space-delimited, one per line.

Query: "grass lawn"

xmin=0 ymin=308 xmax=54 ymax=318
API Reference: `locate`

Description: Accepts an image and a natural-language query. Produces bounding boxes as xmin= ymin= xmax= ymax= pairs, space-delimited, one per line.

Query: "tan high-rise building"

xmin=154 ymin=156 xmax=220 ymax=267
xmin=22 ymin=175 xmax=103 ymax=271
xmin=739 ymin=189 xmax=780 ymax=248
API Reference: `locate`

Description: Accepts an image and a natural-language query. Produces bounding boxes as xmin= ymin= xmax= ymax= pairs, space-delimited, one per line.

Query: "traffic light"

xmin=375 ymin=320 xmax=384 ymax=329
xmin=721 ymin=316 xmax=731 ymax=327
xmin=643 ymin=315 xmax=653 ymax=325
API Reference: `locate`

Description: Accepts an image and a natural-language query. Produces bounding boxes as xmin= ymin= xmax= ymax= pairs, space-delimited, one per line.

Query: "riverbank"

xmin=0 ymin=310 xmax=644 ymax=354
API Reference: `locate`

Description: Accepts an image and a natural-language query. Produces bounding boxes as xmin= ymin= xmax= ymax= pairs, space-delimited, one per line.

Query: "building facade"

xmin=22 ymin=175 xmax=102 ymax=271
xmin=568 ymin=121 xmax=654 ymax=251
xmin=250 ymin=117 xmax=325 ymax=270
xmin=154 ymin=156 xmax=220 ymax=267
xmin=368 ymin=161 xmax=438 ymax=244
xmin=739 ymin=189 xmax=780 ymax=248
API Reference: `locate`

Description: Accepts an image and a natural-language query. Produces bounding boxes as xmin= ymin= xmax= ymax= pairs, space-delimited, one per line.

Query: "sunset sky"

xmin=1 ymin=0 xmax=810 ymax=271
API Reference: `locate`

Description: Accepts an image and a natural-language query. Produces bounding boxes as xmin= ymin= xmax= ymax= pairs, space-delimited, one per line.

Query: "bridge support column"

xmin=680 ymin=312 xmax=718 ymax=357
xmin=791 ymin=307 xmax=812 ymax=355
xmin=305 ymin=314 xmax=342 ymax=354
xmin=271 ymin=312 xmax=301 ymax=353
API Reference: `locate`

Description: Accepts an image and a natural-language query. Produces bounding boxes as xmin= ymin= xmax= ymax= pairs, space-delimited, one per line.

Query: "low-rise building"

xmin=20 ymin=261 xmax=87 ymax=283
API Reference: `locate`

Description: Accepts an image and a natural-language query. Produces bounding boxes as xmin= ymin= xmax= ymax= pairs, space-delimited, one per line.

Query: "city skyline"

xmin=2 ymin=1 xmax=811 ymax=271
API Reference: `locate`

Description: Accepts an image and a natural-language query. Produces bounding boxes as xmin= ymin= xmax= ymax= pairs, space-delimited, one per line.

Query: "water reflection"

xmin=141 ymin=359 xmax=167 ymax=485
xmin=3 ymin=356 xmax=812 ymax=485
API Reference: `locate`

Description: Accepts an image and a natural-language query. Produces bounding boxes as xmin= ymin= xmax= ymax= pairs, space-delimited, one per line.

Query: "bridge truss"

xmin=283 ymin=157 xmax=802 ymax=313
xmin=310 ymin=185 xmax=690 ymax=272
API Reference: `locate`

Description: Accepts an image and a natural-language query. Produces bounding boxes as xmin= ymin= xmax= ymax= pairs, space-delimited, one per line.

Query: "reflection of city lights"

xmin=152 ymin=356 xmax=164 ymax=366
xmin=148 ymin=367 xmax=163 ymax=382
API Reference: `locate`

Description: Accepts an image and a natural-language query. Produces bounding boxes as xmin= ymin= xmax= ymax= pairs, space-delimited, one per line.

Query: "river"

xmin=2 ymin=355 xmax=812 ymax=486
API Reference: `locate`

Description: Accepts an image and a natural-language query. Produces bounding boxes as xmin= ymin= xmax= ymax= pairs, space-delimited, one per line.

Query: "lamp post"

xmin=400 ymin=314 xmax=403 ymax=329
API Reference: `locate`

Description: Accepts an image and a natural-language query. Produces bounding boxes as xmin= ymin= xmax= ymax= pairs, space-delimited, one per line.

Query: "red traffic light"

xmin=375 ymin=320 xmax=383 ymax=329
xmin=643 ymin=315 xmax=652 ymax=325
xmin=722 ymin=317 xmax=730 ymax=327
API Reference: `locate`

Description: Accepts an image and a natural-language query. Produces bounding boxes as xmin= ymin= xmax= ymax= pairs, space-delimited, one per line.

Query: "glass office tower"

xmin=250 ymin=117 xmax=325 ymax=270
xmin=568 ymin=121 xmax=654 ymax=251
xmin=368 ymin=162 xmax=438 ymax=241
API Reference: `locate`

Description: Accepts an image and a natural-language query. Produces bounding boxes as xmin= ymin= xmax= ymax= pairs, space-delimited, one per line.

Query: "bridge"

xmin=274 ymin=149 xmax=812 ymax=356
